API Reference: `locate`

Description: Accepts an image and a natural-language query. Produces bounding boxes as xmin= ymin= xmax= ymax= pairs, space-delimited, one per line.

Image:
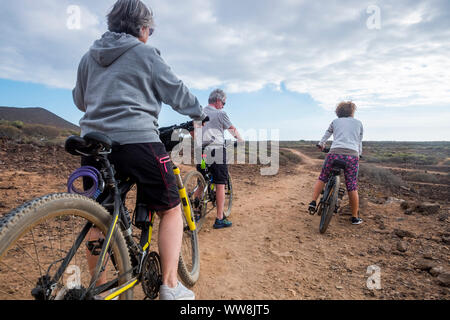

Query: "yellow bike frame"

xmin=173 ymin=164 xmax=196 ymax=232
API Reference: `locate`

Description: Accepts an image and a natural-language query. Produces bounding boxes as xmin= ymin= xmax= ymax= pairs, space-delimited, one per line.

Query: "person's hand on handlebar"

xmin=316 ymin=142 xmax=325 ymax=151
xmin=193 ymin=116 xmax=210 ymax=129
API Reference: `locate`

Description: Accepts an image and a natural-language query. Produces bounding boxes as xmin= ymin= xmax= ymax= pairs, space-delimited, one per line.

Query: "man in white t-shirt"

xmin=197 ymin=89 xmax=243 ymax=229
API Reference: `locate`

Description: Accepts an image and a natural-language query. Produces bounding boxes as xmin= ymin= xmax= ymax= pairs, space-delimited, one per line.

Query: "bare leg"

xmin=157 ymin=204 xmax=183 ymax=288
xmin=348 ymin=191 xmax=359 ymax=218
xmin=215 ymin=184 xmax=225 ymax=220
xmin=311 ymin=180 xmax=326 ymax=202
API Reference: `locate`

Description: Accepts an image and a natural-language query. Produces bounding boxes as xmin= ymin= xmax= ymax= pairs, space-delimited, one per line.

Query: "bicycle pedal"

xmin=86 ymin=239 xmax=104 ymax=256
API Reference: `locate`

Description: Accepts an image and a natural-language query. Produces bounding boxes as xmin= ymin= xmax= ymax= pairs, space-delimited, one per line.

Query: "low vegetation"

xmin=359 ymin=163 xmax=406 ymax=190
xmin=0 ymin=120 xmax=79 ymax=146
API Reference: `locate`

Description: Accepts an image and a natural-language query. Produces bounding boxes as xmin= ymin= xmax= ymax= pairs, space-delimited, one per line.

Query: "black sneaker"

xmin=308 ymin=201 xmax=317 ymax=215
xmin=351 ymin=217 xmax=363 ymax=225
xmin=213 ymin=218 xmax=232 ymax=229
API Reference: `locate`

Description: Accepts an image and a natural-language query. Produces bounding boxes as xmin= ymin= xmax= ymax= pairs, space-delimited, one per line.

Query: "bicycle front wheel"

xmin=183 ymin=170 xmax=208 ymax=231
xmin=178 ymin=195 xmax=200 ymax=287
xmin=319 ymin=176 xmax=340 ymax=234
xmin=0 ymin=193 xmax=133 ymax=300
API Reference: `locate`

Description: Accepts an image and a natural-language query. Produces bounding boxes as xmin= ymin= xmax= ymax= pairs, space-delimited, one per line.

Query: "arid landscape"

xmin=0 ymin=135 xmax=449 ymax=300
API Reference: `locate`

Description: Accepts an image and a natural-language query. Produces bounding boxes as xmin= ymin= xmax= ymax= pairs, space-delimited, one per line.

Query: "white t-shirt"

xmin=201 ymin=105 xmax=233 ymax=148
xmin=319 ymin=117 xmax=364 ymax=155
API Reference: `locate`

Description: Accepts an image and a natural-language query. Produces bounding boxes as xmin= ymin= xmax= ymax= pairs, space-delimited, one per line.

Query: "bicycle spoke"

xmin=14 ymin=242 xmax=43 ymax=272
xmin=44 ymin=219 xmax=57 ymax=271
xmin=0 ymin=288 xmax=16 ymax=300
xmin=0 ymin=261 xmax=35 ymax=286
xmin=30 ymin=228 xmax=44 ymax=279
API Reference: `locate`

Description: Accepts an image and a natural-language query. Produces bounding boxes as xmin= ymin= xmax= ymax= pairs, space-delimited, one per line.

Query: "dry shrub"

xmin=403 ymin=172 xmax=441 ymax=184
xmin=22 ymin=124 xmax=60 ymax=139
xmin=0 ymin=125 xmax=21 ymax=140
xmin=278 ymin=149 xmax=302 ymax=166
xmin=359 ymin=163 xmax=405 ymax=189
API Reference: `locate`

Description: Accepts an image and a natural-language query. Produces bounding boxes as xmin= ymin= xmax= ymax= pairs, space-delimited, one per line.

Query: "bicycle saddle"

xmin=65 ymin=132 xmax=117 ymax=156
xmin=331 ymin=159 xmax=347 ymax=170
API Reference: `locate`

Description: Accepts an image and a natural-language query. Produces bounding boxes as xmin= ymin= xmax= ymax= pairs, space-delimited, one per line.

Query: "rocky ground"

xmin=0 ymin=140 xmax=449 ymax=299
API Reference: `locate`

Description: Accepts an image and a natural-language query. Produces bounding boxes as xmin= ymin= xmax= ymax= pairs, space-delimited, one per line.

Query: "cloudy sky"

xmin=0 ymin=0 xmax=449 ymax=141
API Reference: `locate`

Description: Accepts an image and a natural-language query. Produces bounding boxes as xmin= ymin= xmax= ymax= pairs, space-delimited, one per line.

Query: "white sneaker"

xmin=159 ymin=281 xmax=195 ymax=300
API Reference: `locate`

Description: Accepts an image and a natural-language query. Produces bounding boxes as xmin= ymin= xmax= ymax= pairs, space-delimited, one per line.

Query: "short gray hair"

xmin=107 ymin=0 xmax=154 ymax=38
xmin=208 ymin=89 xmax=227 ymax=104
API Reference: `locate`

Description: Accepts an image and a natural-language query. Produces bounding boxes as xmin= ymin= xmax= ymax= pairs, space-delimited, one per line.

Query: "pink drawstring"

xmin=159 ymin=155 xmax=170 ymax=173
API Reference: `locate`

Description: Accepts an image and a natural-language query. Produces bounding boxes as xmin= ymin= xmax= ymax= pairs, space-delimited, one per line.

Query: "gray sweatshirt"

xmin=73 ymin=31 xmax=206 ymax=144
xmin=319 ymin=117 xmax=364 ymax=156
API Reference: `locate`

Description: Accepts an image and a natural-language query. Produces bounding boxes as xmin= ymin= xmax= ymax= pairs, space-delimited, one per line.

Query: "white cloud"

xmin=0 ymin=0 xmax=449 ymax=112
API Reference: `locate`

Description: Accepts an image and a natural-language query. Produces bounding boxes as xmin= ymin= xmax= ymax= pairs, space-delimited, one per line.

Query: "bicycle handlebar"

xmin=316 ymin=144 xmax=330 ymax=153
xmin=317 ymin=144 xmax=363 ymax=158
xmin=159 ymin=116 xmax=210 ymax=152
xmin=159 ymin=116 xmax=209 ymax=136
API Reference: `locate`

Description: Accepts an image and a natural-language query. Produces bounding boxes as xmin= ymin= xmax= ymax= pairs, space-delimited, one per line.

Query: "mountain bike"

xmin=0 ymin=119 xmax=204 ymax=300
xmin=314 ymin=147 xmax=346 ymax=234
xmin=182 ymin=148 xmax=233 ymax=231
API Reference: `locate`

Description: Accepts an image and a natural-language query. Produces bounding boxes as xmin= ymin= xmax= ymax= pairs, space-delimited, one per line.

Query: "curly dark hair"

xmin=335 ymin=101 xmax=356 ymax=118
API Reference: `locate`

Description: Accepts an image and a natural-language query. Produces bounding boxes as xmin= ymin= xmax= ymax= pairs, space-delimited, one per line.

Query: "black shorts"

xmin=197 ymin=148 xmax=229 ymax=185
xmin=82 ymin=142 xmax=180 ymax=212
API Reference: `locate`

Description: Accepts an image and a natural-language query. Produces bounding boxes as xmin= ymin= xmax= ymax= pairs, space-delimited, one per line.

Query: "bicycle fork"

xmin=173 ymin=164 xmax=196 ymax=232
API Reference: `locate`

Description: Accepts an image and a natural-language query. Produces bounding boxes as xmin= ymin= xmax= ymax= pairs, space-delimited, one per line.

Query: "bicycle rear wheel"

xmin=223 ymin=174 xmax=233 ymax=218
xmin=319 ymin=176 xmax=340 ymax=234
xmin=0 ymin=193 xmax=133 ymax=300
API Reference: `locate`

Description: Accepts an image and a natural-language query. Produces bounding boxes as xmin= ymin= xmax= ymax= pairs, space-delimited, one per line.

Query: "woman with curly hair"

xmin=308 ymin=101 xmax=364 ymax=225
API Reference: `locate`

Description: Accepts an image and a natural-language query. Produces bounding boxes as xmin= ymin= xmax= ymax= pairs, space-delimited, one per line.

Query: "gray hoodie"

xmin=73 ymin=31 xmax=206 ymax=144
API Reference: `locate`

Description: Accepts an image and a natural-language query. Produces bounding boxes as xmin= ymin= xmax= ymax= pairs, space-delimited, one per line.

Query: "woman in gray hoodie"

xmin=73 ymin=0 xmax=205 ymax=300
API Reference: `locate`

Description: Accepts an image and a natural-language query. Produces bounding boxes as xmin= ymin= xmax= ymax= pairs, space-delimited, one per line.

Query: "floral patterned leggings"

xmin=318 ymin=154 xmax=359 ymax=192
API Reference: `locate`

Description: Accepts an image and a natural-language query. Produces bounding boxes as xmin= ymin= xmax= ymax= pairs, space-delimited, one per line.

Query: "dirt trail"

xmin=193 ymin=148 xmax=339 ymax=299
xmin=192 ymin=148 xmax=449 ymax=300
xmin=376 ymin=165 xmax=449 ymax=176
xmin=194 ymin=148 xmax=366 ymax=299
